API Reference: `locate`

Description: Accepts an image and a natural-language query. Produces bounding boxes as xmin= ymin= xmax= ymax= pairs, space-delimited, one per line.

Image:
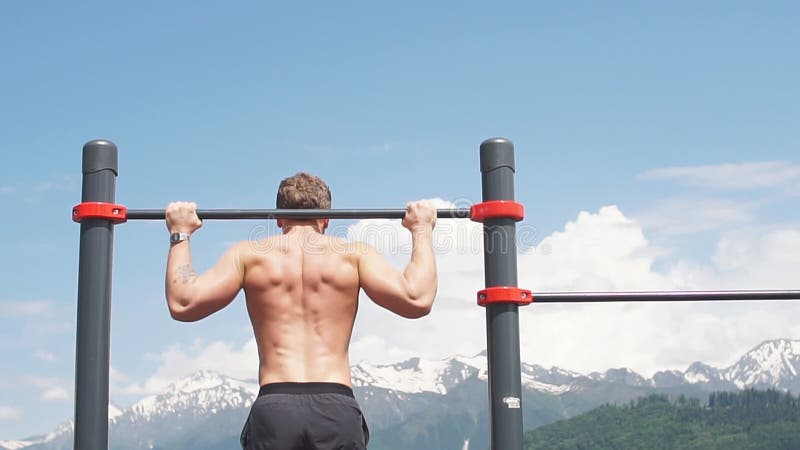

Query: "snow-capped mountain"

xmin=352 ymin=351 xmax=581 ymax=396
xmin=584 ymin=339 xmax=800 ymax=393
xmin=0 ymin=405 xmax=121 ymax=450
xmin=722 ymin=339 xmax=800 ymax=391
xmin=124 ymin=370 xmax=257 ymax=422
xmin=521 ymin=363 xmax=584 ymax=395
xmin=0 ymin=373 xmax=259 ymax=450
xmin=677 ymin=361 xmax=736 ymax=391
xmin=5 ymin=338 xmax=800 ymax=450
xmin=586 ymin=367 xmax=650 ymax=388
xmin=653 ymin=339 xmax=800 ymax=393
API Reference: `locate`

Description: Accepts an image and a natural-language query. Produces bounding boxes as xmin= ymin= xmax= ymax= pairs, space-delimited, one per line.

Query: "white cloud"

xmin=110 ymin=366 xmax=130 ymax=385
xmin=16 ymin=377 xmax=71 ymax=402
xmin=42 ymin=387 xmax=69 ymax=401
xmin=525 ymin=209 xmax=800 ymax=374
xmin=522 ymin=206 xmax=673 ymax=292
xmin=350 ymin=335 xmax=417 ymax=364
xmin=110 ymin=366 xmax=137 ymax=398
xmin=350 ymin=204 xmax=800 ymax=377
xmin=633 ymin=198 xmax=756 ymax=235
xmin=0 ymin=406 xmax=20 ymax=421
xmin=519 ymin=301 xmax=800 ymax=376
xmin=0 ymin=177 xmax=76 ymax=199
xmin=709 ymin=227 xmax=800 ymax=289
xmin=0 ymin=301 xmax=51 ymax=318
xmin=0 ymin=301 xmax=71 ymax=337
xmin=119 ymin=339 xmax=258 ymax=395
xmin=638 ymin=161 xmax=800 ymax=190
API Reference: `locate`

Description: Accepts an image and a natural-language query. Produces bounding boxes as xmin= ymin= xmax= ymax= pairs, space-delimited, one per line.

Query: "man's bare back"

xmin=242 ymin=229 xmax=362 ymax=387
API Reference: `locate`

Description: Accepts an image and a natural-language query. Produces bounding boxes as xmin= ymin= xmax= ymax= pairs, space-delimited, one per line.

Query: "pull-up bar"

xmin=125 ymin=208 xmax=472 ymax=220
xmin=72 ymin=200 xmax=521 ymax=222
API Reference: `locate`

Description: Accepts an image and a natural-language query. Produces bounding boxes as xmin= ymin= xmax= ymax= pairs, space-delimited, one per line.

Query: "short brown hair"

xmin=276 ymin=173 xmax=331 ymax=209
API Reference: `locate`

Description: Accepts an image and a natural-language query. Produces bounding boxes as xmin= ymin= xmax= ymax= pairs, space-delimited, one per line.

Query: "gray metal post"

xmin=480 ymin=138 xmax=524 ymax=449
xmin=74 ymin=139 xmax=118 ymax=450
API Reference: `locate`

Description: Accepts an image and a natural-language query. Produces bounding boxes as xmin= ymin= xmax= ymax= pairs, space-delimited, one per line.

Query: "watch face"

xmin=171 ymin=232 xmax=190 ymax=244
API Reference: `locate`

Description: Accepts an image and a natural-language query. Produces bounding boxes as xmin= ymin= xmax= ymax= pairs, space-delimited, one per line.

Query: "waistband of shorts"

xmin=258 ymin=382 xmax=355 ymax=398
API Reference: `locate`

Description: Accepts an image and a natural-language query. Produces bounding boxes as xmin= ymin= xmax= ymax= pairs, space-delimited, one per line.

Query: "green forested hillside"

xmin=525 ymin=389 xmax=800 ymax=450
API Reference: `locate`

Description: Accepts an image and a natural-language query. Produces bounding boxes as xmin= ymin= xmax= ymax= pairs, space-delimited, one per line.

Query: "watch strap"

xmin=170 ymin=232 xmax=191 ymax=244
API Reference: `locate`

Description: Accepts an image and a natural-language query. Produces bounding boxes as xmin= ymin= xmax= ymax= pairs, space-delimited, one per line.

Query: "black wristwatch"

xmin=169 ymin=232 xmax=191 ymax=245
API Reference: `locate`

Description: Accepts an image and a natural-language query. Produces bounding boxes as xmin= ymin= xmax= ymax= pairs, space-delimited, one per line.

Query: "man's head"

xmin=276 ymin=173 xmax=331 ymax=232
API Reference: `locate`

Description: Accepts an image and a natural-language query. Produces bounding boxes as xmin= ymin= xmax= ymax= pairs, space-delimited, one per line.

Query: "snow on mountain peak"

xmin=352 ymin=356 xmax=471 ymax=394
xmin=128 ymin=371 xmax=257 ymax=421
xmin=0 ymin=420 xmax=74 ymax=450
xmin=352 ymin=352 xmax=580 ymax=396
xmin=0 ymin=441 xmax=31 ymax=450
xmin=675 ymin=339 xmax=800 ymax=391
xmin=166 ymin=370 xmax=231 ymax=393
xmin=683 ymin=362 xmax=719 ymax=384
xmin=723 ymin=339 xmax=800 ymax=389
xmin=600 ymin=368 xmax=651 ymax=387
xmin=453 ymin=353 xmax=489 ymax=373
xmin=109 ymin=403 xmax=123 ymax=422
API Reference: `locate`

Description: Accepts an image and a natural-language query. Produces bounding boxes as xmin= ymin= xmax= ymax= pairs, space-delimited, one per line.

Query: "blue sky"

xmin=2 ymin=0 xmax=800 ymax=440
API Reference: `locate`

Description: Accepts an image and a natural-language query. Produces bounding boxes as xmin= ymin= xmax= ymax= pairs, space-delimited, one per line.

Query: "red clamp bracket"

xmin=470 ymin=201 xmax=524 ymax=222
xmin=72 ymin=202 xmax=128 ymax=224
xmin=477 ymin=287 xmax=533 ymax=306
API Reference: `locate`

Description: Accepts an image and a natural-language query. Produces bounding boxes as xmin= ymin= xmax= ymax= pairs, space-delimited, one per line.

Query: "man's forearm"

xmin=166 ymin=242 xmax=198 ymax=309
xmin=403 ymin=227 xmax=437 ymax=303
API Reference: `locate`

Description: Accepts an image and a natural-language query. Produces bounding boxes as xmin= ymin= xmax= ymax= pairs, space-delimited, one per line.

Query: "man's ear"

xmin=322 ymin=219 xmax=329 ymax=231
xmin=276 ymin=219 xmax=284 ymax=228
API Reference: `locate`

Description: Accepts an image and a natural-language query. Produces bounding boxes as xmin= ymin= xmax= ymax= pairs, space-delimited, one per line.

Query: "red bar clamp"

xmin=72 ymin=202 xmax=128 ymax=224
xmin=477 ymin=287 xmax=533 ymax=306
xmin=470 ymin=201 xmax=524 ymax=222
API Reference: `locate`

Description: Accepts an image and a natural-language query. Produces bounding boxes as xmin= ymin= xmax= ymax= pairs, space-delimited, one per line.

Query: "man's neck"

xmin=281 ymin=222 xmax=325 ymax=235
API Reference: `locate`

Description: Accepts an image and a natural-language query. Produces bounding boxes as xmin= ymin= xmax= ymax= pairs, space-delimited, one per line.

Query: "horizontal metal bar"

xmin=533 ymin=290 xmax=800 ymax=303
xmin=126 ymin=208 xmax=472 ymax=220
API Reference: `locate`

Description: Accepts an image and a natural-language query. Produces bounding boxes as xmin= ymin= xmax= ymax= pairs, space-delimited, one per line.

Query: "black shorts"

xmin=240 ymin=382 xmax=370 ymax=450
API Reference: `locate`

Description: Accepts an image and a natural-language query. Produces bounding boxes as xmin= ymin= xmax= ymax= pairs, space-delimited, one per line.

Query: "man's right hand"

xmin=402 ymin=201 xmax=437 ymax=232
xmin=166 ymin=201 xmax=203 ymax=234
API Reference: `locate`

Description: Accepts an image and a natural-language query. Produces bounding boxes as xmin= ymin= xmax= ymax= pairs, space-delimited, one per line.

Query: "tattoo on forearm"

xmin=176 ymin=264 xmax=198 ymax=285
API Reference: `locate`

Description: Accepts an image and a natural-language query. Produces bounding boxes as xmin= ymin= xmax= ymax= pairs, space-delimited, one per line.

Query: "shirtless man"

xmin=164 ymin=172 xmax=438 ymax=450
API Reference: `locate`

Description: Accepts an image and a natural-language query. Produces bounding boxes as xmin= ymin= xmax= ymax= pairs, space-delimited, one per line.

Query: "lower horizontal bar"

xmin=126 ymin=208 xmax=472 ymax=220
xmin=534 ymin=290 xmax=800 ymax=303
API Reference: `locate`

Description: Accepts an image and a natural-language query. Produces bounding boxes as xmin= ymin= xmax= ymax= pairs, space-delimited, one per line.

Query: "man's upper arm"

xmin=174 ymin=243 xmax=245 ymax=321
xmin=357 ymin=243 xmax=429 ymax=318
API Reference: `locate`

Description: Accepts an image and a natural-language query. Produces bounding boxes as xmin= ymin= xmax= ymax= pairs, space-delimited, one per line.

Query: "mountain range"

xmin=4 ymin=339 xmax=800 ymax=450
